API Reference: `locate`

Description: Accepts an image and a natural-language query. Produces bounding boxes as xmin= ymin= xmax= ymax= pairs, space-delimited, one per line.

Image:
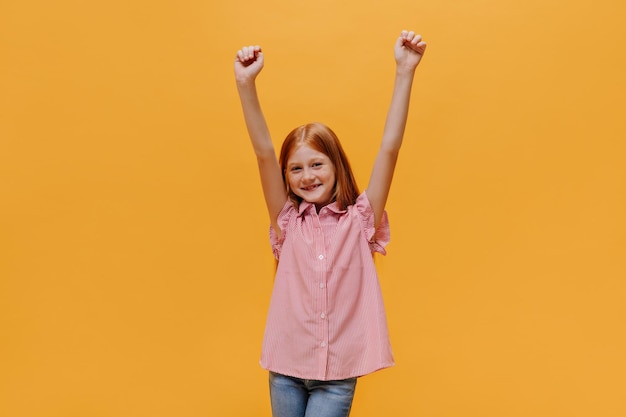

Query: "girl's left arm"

xmin=366 ymin=30 xmax=427 ymax=228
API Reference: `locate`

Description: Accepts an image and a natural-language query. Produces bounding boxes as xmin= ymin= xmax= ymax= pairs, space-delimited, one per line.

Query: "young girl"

xmin=234 ymin=30 xmax=426 ymax=417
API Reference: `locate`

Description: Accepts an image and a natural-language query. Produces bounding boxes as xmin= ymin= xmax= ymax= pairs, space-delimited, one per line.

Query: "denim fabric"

xmin=269 ymin=372 xmax=357 ymax=417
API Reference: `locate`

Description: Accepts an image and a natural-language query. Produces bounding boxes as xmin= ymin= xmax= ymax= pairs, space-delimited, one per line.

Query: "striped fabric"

xmin=260 ymin=192 xmax=395 ymax=381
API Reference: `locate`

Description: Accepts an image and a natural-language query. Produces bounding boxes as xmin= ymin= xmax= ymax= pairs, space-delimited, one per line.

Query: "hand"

xmin=394 ymin=31 xmax=427 ymax=71
xmin=234 ymin=45 xmax=264 ymax=83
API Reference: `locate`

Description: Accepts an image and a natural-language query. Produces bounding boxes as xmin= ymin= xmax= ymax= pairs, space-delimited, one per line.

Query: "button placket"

xmin=313 ymin=214 xmax=329 ymax=377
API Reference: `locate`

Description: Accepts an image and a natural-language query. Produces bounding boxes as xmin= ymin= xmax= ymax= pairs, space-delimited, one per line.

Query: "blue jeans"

xmin=269 ymin=372 xmax=357 ymax=417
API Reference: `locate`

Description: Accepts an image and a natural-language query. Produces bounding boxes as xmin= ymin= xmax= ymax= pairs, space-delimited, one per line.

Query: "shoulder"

xmin=352 ymin=191 xmax=374 ymax=215
xmin=351 ymin=191 xmax=390 ymax=255
xmin=271 ymin=199 xmax=301 ymax=236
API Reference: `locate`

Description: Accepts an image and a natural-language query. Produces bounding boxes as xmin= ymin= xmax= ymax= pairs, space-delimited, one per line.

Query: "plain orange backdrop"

xmin=1 ymin=0 xmax=625 ymax=416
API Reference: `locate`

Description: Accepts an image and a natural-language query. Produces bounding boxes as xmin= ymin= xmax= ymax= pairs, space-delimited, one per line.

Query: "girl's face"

xmin=286 ymin=144 xmax=336 ymax=209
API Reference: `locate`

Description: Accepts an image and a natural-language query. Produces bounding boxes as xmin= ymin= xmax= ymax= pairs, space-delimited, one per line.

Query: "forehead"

xmin=287 ymin=144 xmax=329 ymax=163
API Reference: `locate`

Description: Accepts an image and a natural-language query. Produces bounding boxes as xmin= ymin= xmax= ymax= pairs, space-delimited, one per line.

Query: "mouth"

xmin=301 ymin=184 xmax=322 ymax=192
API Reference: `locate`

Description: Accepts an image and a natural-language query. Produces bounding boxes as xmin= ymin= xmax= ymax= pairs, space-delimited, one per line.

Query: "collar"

xmin=297 ymin=200 xmax=347 ymax=216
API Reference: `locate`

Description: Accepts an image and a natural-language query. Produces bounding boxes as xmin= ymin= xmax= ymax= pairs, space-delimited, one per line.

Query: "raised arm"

xmin=366 ymin=31 xmax=427 ymax=227
xmin=234 ymin=46 xmax=287 ymax=233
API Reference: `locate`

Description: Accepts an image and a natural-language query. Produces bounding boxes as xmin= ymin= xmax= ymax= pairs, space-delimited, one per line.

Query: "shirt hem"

xmin=260 ymin=360 xmax=395 ymax=381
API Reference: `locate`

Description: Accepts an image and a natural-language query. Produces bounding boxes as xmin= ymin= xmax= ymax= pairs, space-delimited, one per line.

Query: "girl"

xmin=234 ymin=30 xmax=427 ymax=417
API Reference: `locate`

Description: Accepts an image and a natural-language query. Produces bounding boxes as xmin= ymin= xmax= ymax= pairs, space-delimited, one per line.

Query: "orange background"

xmin=1 ymin=0 xmax=625 ymax=416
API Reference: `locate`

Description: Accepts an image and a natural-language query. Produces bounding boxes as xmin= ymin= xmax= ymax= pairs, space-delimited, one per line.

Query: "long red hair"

xmin=279 ymin=122 xmax=359 ymax=210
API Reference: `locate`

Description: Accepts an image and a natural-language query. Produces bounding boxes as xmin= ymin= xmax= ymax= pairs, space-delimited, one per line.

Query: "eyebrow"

xmin=288 ymin=157 xmax=325 ymax=166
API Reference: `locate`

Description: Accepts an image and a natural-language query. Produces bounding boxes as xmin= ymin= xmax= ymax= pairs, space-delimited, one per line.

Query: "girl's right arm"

xmin=234 ymin=46 xmax=287 ymax=234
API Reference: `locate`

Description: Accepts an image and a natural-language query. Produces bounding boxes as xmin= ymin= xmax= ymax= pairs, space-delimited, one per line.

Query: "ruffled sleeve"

xmin=269 ymin=201 xmax=296 ymax=260
xmin=355 ymin=192 xmax=390 ymax=255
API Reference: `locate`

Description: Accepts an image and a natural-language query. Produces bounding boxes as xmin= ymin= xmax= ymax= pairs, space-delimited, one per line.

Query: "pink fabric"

xmin=260 ymin=192 xmax=395 ymax=381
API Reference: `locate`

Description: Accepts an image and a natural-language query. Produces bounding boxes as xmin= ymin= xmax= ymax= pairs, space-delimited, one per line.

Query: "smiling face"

xmin=280 ymin=123 xmax=359 ymax=210
xmin=286 ymin=144 xmax=336 ymax=210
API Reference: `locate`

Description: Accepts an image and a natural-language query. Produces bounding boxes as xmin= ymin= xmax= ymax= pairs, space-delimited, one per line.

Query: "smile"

xmin=301 ymin=184 xmax=322 ymax=191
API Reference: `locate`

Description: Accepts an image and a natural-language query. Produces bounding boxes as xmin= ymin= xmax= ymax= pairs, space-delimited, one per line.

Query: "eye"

xmin=290 ymin=166 xmax=302 ymax=172
xmin=312 ymin=162 xmax=322 ymax=168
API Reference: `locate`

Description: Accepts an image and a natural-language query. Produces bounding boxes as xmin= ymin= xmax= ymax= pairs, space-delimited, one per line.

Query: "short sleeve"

xmin=355 ymin=192 xmax=390 ymax=255
xmin=269 ymin=201 xmax=296 ymax=260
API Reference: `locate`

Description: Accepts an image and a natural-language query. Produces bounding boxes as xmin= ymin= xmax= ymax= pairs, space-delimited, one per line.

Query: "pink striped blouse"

xmin=260 ymin=192 xmax=395 ymax=381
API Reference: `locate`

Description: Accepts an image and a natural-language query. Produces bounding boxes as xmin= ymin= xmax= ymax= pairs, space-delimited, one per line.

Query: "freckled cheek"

xmin=287 ymin=174 xmax=299 ymax=189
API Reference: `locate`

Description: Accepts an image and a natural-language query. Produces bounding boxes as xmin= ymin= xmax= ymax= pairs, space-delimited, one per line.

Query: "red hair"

xmin=279 ymin=122 xmax=359 ymax=210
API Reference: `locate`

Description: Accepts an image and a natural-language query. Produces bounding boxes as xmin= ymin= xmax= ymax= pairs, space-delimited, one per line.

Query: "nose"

xmin=302 ymin=167 xmax=315 ymax=182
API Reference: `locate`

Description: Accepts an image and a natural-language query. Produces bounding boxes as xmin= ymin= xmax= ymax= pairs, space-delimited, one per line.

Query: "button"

xmin=320 ymin=313 xmax=326 ymax=319
xmin=318 ymin=254 xmax=324 ymax=260
xmin=321 ymin=341 xmax=327 ymax=347
xmin=319 ymin=283 xmax=325 ymax=289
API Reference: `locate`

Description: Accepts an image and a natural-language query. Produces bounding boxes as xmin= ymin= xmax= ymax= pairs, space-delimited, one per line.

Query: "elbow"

xmin=379 ymin=146 xmax=401 ymax=159
xmin=256 ymin=151 xmax=278 ymax=164
xmin=252 ymin=144 xmax=276 ymax=159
